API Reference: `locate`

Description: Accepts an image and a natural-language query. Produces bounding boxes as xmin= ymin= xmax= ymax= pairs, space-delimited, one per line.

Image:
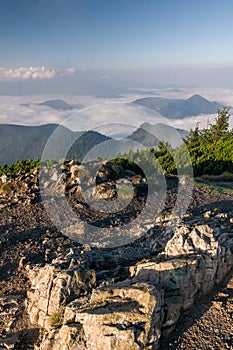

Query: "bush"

xmin=1 ymin=183 xmax=12 ymax=193
xmin=118 ymin=108 xmax=233 ymax=177
xmin=0 ymin=159 xmax=40 ymax=176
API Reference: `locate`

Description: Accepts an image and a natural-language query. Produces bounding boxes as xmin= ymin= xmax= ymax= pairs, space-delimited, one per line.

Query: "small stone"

xmin=18 ymin=256 xmax=26 ymax=269
xmin=50 ymin=171 xmax=58 ymax=182
xmin=212 ymin=301 xmax=222 ymax=310
xmin=203 ymin=210 xmax=212 ymax=218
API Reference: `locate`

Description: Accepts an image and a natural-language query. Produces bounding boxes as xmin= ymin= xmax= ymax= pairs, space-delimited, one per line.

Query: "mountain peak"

xmin=38 ymin=99 xmax=74 ymax=110
xmin=187 ymin=94 xmax=209 ymax=102
xmin=133 ymin=94 xmax=223 ymax=119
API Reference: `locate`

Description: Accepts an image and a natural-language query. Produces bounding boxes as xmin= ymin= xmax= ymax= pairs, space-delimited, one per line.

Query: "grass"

xmin=199 ymin=171 xmax=233 ymax=182
xmin=195 ymin=172 xmax=233 ymax=194
xmin=50 ymin=312 xmax=63 ymax=327
xmin=195 ymin=179 xmax=233 ymax=194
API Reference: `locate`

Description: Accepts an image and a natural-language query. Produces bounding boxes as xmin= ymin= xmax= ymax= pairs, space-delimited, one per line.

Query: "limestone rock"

xmin=26 ymin=262 xmax=96 ymax=329
xmin=131 ymin=222 xmax=233 ymax=335
xmin=164 ymin=224 xmax=218 ymax=257
xmin=39 ymin=280 xmax=162 ymax=350
xmin=0 ymin=295 xmax=22 ymax=335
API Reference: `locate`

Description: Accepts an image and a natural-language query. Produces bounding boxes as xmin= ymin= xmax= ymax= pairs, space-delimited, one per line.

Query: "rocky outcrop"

xmin=0 ymin=159 xmax=147 ymax=214
xmin=0 ymin=295 xmax=22 ymax=348
xmin=94 ymin=182 xmax=117 ymax=201
xmin=0 ymin=168 xmax=40 ymax=208
xmin=26 ymin=258 xmax=96 ymax=330
xmin=1 ymin=163 xmax=232 ymax=349
xmin=38 ymin=281 xmax=162 ymax=350
xmin=130 ymin=222 xmax=233 ymax=336
xmin=25 ymin=211 xmax=233 ymax=349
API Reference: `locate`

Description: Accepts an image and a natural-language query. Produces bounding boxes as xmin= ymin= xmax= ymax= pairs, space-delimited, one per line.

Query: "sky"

xmin=0 ymin=0 xmax=233 ymax=93
xmin=1 ymin=0 xmax=233 ymax=69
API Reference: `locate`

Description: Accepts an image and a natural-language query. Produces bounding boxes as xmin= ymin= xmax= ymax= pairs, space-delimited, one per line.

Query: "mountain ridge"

xmin=0 ymin=124 xmax=110 ymax=165
xmin=133 ymin=94 xmax=224 ymax=119
xmin=127 ymin=122 xmax=189 ymax=148
xmin=38 ymin=99 xmax=74 ymax=110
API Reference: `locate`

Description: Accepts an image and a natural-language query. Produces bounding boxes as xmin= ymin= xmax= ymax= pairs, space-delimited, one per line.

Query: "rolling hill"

xmin=37 ymin=99 xmax=74 ymax=110
xmin=133 ymin=94 xmax=224 ymax=119
xmin=126 ymin=122 xmax=189 ymax=148
xmin=0 ymin=120 xmax=190 ymax=165
xmin=0 ymin=124 xmax=110 ymax=165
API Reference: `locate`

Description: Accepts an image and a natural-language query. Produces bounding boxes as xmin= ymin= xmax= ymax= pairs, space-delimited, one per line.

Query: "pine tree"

xmin=209 ymin=107 xmax=230 ymax=142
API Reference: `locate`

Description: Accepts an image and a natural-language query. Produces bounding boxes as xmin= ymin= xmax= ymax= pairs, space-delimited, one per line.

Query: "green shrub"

xmin=50 ymin=312 xmax=63 ymax=326
xmin=1 ymin=183 xmax=12 ymax=193
xmin=0 ymin=159 xmax=40 ymax=176
xmin=117 ymin=108 xmax=233 ymax=177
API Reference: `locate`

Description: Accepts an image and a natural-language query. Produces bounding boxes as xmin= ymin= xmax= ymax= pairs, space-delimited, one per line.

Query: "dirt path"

xmin=162 ymin=271 xmax=233 ymax=350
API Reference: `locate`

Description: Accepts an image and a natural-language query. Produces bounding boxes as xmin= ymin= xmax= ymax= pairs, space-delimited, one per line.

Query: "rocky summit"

xmin=0 ymin=160 xmax=232 ymax=349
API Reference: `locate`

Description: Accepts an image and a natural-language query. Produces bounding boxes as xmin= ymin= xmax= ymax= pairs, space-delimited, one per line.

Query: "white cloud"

xmin=0 ymin=66 xmax=76 ymax=81
xmin=0 ymin=89 xmax=232 ymax=132
xmin=59 ymin=67 xmax=77 ymax=77
xmin=172 ymin=113 xmax=233 ymax=131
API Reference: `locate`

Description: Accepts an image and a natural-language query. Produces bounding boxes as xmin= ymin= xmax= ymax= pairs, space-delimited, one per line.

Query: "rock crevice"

xmin=26 ymin=217 xmax=233 ymax=349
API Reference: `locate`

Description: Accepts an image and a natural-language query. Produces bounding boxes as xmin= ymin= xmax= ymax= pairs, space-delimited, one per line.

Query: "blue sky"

xmin=0 ymin=0 xmax=233 ymax=94
xmin=1 ymin=0 xmax=233 ymax=69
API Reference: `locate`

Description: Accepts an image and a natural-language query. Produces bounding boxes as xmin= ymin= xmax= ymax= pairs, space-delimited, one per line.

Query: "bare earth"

xmin=162 ymin=271 xmax=233 ymax=350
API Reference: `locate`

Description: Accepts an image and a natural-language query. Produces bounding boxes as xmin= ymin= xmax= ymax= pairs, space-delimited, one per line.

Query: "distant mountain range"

xmin=2 ymin=94 xmax=227 ymax=165
xmin=21 ymin=99 xmax=82 ymax=111
xmin=0 ymin=124 xmax=110 ymax=165
xmin=38 ymin=99 xmax=74 ymax=110
xmin=0 ymin=122 xmax=188 ymax=165
xmin=21 ymin=95 xmax=228 ymax=118
xmin=133 ymin=94 xmax=225 ymax=119
xmin=127 ymin=122 xmax=189 ymax=148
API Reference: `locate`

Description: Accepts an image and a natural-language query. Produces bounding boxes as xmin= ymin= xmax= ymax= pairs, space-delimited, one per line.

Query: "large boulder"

xmin=26 ymin=263 xmax=96 ymax=329
xmin=39 ymin=280 xmax=162 ymax=350
xmin=130 ymin=222 xmax=233 ymax=335
xmin=25 ymin=217 xmax=233 ymax=348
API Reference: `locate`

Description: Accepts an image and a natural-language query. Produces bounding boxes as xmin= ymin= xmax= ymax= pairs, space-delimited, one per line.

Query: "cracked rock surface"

xmin=0 ymin=165 xmax=232 ymax=349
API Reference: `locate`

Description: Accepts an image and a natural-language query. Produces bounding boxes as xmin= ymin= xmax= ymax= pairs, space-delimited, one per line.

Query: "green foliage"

xmin=0 ymin=159 xmax=40 ymax=176
xmin=1 ymin=183 xmax=12 ymax=193
xmin=200 ymin=171 xmax=233 ymax=182
xmin=50 ymin=312 xmax=63 ymax=327
xmin=151 ymin=141 xmax=177 ymax=175
xmin=117 ymin=184 xmax=134 ymax=198
xmin=115 ymin=143 xmax=176 ymax=176
xmin=104 ymin=157 xmax=145 ymax=177
xmin=114 ymin=108 xmax=233 ymax=177
xmin=183 ymin=108 xmax=233 ymax=176
xmin=40 ymin=159 xmax=57 ymax=167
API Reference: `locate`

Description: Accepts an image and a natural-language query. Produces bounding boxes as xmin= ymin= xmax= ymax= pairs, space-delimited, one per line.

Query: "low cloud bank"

xmin=0 ymin=66 xmax=76 ymax=81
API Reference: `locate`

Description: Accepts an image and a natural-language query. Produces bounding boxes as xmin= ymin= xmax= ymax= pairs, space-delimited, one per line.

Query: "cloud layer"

xmin=0 ymin=66 xmax=76 ymax=81
xmin=0 ymin=89 xmax=232 ymax=132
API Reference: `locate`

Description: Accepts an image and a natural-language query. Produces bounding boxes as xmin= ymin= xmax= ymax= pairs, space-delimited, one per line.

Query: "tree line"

xmin=0 ymin=108 xmax=232 ymax=178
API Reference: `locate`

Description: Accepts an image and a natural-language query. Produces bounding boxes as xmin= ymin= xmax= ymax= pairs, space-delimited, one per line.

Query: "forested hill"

xmin=0 ymin=124 xmax=110 ymax=165
xmin=133 ymin=94 xmax=224 ymax=119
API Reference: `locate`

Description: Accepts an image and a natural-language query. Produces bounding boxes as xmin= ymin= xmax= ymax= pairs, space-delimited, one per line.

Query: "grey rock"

xmin=40 ymin=281 xmax=162 ymax=350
